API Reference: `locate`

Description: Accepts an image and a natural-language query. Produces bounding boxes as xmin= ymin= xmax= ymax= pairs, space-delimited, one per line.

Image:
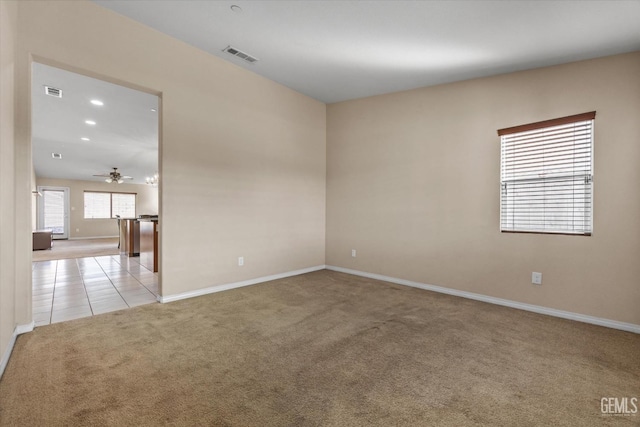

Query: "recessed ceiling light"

xmin=85 ymin=120 xmax=96 ymax=125
xmin=230 ymin=5 xmax=242 ymax=13
xmin=51 ymin=153 xmax=62 ymax=159
xmin=151 ymin=108 xmax=157 ymax=112
xmin=81 ymin=137 xmax=90 ymax=141
xmin=90 ymin=99 xmax=104 ymax=106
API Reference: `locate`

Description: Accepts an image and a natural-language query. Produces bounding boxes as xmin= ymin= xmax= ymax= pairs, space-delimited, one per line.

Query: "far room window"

xmin=498 ymin=112 xmax=595 ymax=236
xmin=111 ymin=193 xmax=136 ymax=218
xmin=84 ymin=191 xmax=136 ymax=219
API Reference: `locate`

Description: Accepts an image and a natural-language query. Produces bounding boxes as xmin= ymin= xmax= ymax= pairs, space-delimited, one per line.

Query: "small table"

xmin=33 ymin=230 xmax=53 ymax=250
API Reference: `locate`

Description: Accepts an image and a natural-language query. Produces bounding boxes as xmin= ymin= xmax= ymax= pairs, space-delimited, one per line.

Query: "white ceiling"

xmin=92 ymin=0 xmax=640 ymax=103
xmin=33 ymin=1 xmax=640 ymax=184
xmin=32 ymin=63 xmax=158 ymax=185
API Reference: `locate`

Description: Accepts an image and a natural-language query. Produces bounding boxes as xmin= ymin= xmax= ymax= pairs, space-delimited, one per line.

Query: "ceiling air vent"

xmin=223 ymin=46 xmax=259 ymax=64
xmin=44 ymin=86 xmax=62 ymax=98
xmin=51 ymin=153 xmax=62 ymax=159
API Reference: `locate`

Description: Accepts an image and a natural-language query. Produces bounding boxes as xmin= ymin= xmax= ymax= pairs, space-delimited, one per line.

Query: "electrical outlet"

xmin=351 ymin=249 xmax=356 ymax=258
xmin=238 ymin=256 xmax=244 ymax=266
xmin=532 ymin=272 xmax=542 ymax=285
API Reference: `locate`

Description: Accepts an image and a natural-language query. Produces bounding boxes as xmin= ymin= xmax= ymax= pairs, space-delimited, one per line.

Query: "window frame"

xmin=83 ymin=191 xmax=137 ymax=219
xmin=497 ymin=112 xmax=595 ymax=236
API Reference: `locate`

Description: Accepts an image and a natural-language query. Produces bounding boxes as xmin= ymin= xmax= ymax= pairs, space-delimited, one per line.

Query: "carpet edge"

xmin=326 ymin=265 xmax=640 ymax=334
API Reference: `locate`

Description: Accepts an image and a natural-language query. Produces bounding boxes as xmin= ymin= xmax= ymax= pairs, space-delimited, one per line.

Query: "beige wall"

xmin=327 ymin=52 xmax=640 ymax=325
xmin=13 ymin=0 xmax=326 ymax=304
xmin=0 ymin=0 xmax=18 ymax=365
xmin=35 ymin=178 xmax=158 ymax=239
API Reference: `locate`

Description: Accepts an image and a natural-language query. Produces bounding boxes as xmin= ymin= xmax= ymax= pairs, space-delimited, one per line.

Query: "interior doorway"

xmin=31 ymin=61 xmax=159 ymax=256
xmin=30 ymin=60 xmax=161 ymax=326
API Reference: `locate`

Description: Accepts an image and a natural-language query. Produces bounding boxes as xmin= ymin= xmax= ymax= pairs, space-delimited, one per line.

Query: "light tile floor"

xmin=32 ymin=255 xmax=159 ymax=327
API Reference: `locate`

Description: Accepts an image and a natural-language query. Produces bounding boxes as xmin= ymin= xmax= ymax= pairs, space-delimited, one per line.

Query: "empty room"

xmin=0 ymin=1 xmax=638 ymax=425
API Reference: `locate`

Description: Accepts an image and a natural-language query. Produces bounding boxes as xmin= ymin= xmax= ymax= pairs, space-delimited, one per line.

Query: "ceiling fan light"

xmin=146 ymin=171 xmax=159 ymax=186
xmin=117 ymin=179 xmax=124 ymax=184
xmin=105 ymin=178 xmax=112 ymax=183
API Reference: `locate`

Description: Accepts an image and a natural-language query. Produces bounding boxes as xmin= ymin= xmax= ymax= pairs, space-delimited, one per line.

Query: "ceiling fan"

xmin=93 ymin=167 xmax=133 ymax=184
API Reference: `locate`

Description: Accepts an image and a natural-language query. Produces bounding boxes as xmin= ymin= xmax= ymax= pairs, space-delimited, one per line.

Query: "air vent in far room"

xmin=44 ymin=86 xmax=62 ymax=98
xmin=223 ymin=46 xmax=259 ymax=64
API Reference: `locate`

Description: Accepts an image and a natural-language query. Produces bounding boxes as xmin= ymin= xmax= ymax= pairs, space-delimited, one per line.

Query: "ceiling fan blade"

xmin=92 ymin=169 xmax=133 ymax=180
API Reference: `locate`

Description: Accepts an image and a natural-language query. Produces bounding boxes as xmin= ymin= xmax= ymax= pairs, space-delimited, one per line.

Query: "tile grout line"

xmin=76 ymin=257 xmax=95 ymax=316
xmin=111 ymin=255 xmax=158 ymax=297
xmin=94 ymin=256 xmax=131 ymax=309
xmin=109 ymin=255 xmax=157 ymax=299
xmin=50 ymin=260 xmax=90 ymax=323
xmin=80 ymin=256 xmax=125 ymax=311
xmin=47 ymin=260 xmax=58 ymax=325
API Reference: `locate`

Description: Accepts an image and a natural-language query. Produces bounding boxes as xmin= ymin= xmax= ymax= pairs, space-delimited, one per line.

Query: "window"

xmin=498 ymin=111 xmax=595 ymax=235
xmin=84 ymin=192 xmax=110 ymax=219
xmin=111 ymin=193 xmax=136 ymax=218
xmin=84 ymin=191 xmax=136 ymax=219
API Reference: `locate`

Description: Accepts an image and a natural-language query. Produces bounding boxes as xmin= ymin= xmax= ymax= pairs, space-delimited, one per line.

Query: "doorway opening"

xmin=31 ymin=61 xmax=161 ymax=326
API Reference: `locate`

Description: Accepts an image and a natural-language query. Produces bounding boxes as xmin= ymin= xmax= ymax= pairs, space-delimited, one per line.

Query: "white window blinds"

xmin=498 ymin=112 xmax=595 ymax=236
xmin=84 ymin=192 xmax=136 ymax=219
xmin=112 ymin=193 xmax=136 ymax=218
xmin=84 ymin=192 xmax=111 ymax=219
xmin=43 ymin=190 xmax=65 ymax=234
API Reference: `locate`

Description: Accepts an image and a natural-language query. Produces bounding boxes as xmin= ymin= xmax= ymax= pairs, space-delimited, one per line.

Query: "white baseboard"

xmin=14 ymin=322 xmax=34 ymax=335
xmin=159 ymin=265 xmax=327 ymax=303
xmin=326 ymin=265 xmax=640 ymax=334
xmin=0 ymin=321 xmax=34 ymax=379
xmin=68 ymin=235 xmax=118 ymax=240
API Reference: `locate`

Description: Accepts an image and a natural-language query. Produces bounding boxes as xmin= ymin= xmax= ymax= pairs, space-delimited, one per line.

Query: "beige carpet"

xmin=32 ymin=237 xmax=119 ymax=261
xmin=1 ymin=270 xmax=638 ymax=426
